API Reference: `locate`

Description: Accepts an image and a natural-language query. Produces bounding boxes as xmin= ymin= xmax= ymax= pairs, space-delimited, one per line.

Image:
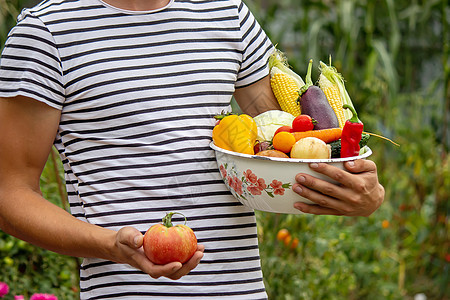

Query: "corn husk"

xmin=268 ymin=49 xmax=305 ymax=89
xmin=319 ymin=61 xmax=355 ymax=120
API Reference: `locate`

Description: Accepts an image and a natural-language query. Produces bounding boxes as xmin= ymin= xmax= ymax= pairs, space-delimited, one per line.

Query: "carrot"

xmin=292 ymin=128 xmax=342 ymax=144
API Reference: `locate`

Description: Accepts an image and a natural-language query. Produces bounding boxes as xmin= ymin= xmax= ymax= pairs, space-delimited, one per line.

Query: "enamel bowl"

xmin=210 ymin=142 xmax=372 ymax=214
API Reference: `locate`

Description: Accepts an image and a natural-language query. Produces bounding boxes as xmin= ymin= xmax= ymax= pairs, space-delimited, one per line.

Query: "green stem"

xmin=162 ymin=212 xmax=187 ymax=227
xmin=343 ymin=104 xmax=361 ymax=123
xmin=299 ymin=59 xmax=313 ymax=95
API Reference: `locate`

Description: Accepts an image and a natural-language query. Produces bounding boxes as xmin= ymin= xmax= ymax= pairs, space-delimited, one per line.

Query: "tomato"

xmin=276 ymin=228 xmax=290 ymax=241
xmin=290 ymin=237 xmax=299 ymax=249
xmin=292 ymin=115 xmax=316 ymax=132
xmin=274 ymin=125 xmax=293 ymax=136
xmin=143 ymin=212 xmax=197 ymax=265
xmin=283 ymin=235 xmax=292 ymax=246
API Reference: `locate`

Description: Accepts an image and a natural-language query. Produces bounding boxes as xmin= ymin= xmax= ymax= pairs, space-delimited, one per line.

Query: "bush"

xmin=257 ymin=211 xmax=402 ymax=300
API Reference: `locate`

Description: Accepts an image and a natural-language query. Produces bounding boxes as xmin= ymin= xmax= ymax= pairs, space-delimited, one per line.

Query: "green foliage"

xmin=257 ymin=212 xmax=402 ymax=300
xmin=0 ymin=0 xmax=448 ymax=299
xmin=0 ymin=232 xmax=79 ymax=299
xmin=248 ymin=0 xmax=449 ymax=299
xmin=0 ymin=0 xmax=30 ymax=48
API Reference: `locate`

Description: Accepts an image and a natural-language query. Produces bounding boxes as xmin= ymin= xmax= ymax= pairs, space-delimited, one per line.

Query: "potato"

xmin=256 ymin=150 xmax=289 ymax=158
xmin=290 ymin=137 xmax=331 ymax=159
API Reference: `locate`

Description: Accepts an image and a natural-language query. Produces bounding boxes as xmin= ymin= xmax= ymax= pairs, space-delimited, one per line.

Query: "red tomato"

xmin=274 ymin=125 xmax=293 ymax=136
xmin=292 ymin=115 xmax=316 ymax=132
xmin=143 ymin=212 xmax=197 ymax=265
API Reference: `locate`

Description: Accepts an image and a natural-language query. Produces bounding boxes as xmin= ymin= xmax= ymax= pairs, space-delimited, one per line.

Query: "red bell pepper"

xmin=341 ymin=104 xmax=364 ymax=158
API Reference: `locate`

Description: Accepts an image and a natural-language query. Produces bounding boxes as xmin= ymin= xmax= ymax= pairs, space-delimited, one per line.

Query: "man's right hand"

xmin=113 ymin=226 xmax=205 ymax=280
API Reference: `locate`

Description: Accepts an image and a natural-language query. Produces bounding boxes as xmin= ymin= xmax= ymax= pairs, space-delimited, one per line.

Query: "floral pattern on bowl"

xmin=210 ymin=141 xmax=372 ymax=214
xmin=219 ymin=162 xmax=292 ymax=202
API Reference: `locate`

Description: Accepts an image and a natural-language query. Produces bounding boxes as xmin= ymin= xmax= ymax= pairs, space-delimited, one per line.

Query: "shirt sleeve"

xmin=0 ymin=10 xmax=65 ymax=110
xmin=235 ymin=0 xmax=274 ymax=88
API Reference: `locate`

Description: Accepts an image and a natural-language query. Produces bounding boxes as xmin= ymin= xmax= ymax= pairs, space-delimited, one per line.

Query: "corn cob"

xmin=319 ymin=60 xmax=356 ymax=122
xmin=268 ymin=49 xmax=304 ymax=117
xmin=318 ymin=72 xmax=346 ymax=128
xmin=270 ymin=66 xmax=302 ymax=116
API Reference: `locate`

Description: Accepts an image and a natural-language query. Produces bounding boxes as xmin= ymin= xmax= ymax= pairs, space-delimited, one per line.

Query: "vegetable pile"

xmin=212 ymin=49 xmax=375 ymax=160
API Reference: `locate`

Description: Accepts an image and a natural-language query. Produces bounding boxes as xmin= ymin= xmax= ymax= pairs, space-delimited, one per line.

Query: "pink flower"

xmin=230 ymin=177 xmax=237 ymax=190
xmin=247 ymin=184 xmax=262 ymax=195
xmin=256 ymin=178 xmax=266 ymax=190
xmin=14 ymin=296 xmax=25 ymax=300
xmin=270 ymin=180 xmax=285 ymax=195
xmin=219 ymin=164 xmax=227 ymax=177
xmin=0 ymin=282 xmax=9 ymax=297
xmin=227 ymin=175 xmax=233 ymax=187
xmin=244 ymin=169 xmax=257 ymax=183
xmin=232 ymin=176 xmax=243 ymax=195
xmin=30 ymin=294 xmax=58 ymax=300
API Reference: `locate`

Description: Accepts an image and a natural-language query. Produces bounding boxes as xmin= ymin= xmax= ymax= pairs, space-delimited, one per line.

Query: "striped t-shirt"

xmin=0 ymin=0 xmax=274 ymax=299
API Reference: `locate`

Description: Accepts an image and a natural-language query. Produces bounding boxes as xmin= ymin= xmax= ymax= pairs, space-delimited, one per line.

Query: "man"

xmin=0 ymin=0 xmax=384 ymax=298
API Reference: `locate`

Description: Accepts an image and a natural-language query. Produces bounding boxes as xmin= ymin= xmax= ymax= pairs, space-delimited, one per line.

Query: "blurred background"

xmin=0 ymin=0 xmax=448 ymax=299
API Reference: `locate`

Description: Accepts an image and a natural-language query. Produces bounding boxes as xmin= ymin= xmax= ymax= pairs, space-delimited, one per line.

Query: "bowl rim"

xmin=210 ymin=141 xmax=372 ymax=163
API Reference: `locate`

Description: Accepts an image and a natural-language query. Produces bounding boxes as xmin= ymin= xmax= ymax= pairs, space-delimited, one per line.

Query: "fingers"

xmin=296 ymin=160 xmax=378 ymax=193
xmin=294 ymin=202 xmax=344 ymax=216
xmin=293 ymin=178 xmax=351 ymax=214
xmin=152 ymin=244 xmax=205 ymax=280
xmin=167 ymin=247 xmax=205 ymax=280
xmin=301 ymin=161 xmax=368 ymax=188
xmin=293 ymin=166 xmax=350 ymax=204
xmin=146 ymin=261 xmax=183 ymax=279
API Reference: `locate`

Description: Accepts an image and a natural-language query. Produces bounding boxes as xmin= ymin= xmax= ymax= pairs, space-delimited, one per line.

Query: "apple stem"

xmin=162 ymin=212 xmax=187 ymax=228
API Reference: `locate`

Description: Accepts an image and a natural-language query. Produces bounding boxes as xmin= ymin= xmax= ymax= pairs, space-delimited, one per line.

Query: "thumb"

xmin=117 ymin=226 xmax=144 ymax=249
xmin=344 ymin=159 xmax=376 ymax=174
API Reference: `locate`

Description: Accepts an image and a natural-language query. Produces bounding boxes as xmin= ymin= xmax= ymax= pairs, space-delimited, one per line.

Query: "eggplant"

xmin=298 ymin=59 xmax=339 ymax=130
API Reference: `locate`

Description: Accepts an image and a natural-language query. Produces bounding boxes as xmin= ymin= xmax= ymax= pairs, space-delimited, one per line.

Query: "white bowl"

xmin=210 ymin=142 xmax=372 ymax=214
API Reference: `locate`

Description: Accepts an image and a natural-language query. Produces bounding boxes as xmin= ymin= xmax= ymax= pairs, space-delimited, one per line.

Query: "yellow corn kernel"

xmin=270 ymin=67 xmax=301 ymax=117
xmin=319 ymin=73 xmax=346 ymax=128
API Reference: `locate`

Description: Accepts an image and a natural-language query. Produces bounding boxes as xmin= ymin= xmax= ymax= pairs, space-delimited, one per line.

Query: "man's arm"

xmin=233 ymin=76 xmax=384 ymax=216
xmin=0 ymin=96 xmax=203 ymax=279
xmin=233 ymin=75 xmax=281 ymax=116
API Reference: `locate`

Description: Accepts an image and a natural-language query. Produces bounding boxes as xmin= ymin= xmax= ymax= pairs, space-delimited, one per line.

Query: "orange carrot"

xmin=292 ymin=128 xmax=342 ymax=144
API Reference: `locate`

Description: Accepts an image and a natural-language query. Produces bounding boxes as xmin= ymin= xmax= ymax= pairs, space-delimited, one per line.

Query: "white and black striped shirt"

xmin=0 ymin=0 xmax=274 ymax=298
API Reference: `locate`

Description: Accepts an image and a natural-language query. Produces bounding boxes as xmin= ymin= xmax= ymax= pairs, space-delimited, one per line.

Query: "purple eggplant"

xmin=298 ymin=59 xmax=339 ymax=130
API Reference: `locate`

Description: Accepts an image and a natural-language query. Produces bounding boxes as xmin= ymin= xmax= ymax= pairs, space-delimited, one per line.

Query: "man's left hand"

xmin=292 ymin=159 xmax=384 ymax=217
